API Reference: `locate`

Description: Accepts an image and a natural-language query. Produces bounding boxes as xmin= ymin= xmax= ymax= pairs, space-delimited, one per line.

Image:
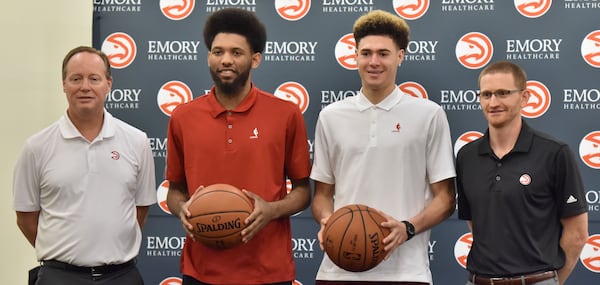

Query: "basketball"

xmin=187 ymin=183 xmax=254 ymax=249
xmin=323 ymin=204 xmax=390 ymax=272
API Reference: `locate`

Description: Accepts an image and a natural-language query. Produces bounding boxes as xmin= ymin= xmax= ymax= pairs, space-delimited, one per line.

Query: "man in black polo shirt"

xmin=456 ymin=61 xmax=588 ymax=285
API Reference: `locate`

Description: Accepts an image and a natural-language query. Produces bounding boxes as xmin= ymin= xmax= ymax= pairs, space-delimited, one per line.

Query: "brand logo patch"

xmin=519 ymin=174 xmax=532 ymax=186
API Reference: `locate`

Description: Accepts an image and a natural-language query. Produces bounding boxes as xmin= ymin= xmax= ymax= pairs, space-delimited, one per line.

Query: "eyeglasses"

xmin=477 ymin=89 xmax=523 ymax=99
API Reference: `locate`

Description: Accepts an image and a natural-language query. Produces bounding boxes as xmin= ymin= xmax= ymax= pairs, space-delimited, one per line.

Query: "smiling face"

xmin=479 ymin=71 xmax=530 ymax=130
xmin=62 ymin=51 xmax=112 ymax=119
xmin=208 ymin=33 xmax=260 ymax=97
xmin=356 ymin=35 xmax=404 ymax=99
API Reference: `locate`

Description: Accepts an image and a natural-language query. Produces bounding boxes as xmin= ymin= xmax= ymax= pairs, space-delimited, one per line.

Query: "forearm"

xmin=311 ymin=181 xmax=335 ymax=224
xmin=410 ymin=178 xmax=455 ymax=233
xmin=271 ymin=178 xmax=311 ymax=218
xmin=136 ymin=206 xmax=150 ymax=229
xmin=166 ymin=181 xmax=189 ymax=217
xmin=557 ymin=213 xmax=588 ymax=284
xmin=16 ymin=211 xmax=40 ymax=247
xmin=557 ymin=235 xmax=586 ymax=284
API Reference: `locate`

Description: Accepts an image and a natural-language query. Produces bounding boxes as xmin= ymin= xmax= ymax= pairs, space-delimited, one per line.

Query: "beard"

xmin=209 ymin=66 xmax=251 ymax=97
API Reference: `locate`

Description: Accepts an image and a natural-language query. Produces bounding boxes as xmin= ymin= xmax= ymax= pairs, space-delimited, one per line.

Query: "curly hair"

xmin=203 ymin=8 xmax=267 ymax=53
xmin=353 ymin=10 xmax=410 ymax=51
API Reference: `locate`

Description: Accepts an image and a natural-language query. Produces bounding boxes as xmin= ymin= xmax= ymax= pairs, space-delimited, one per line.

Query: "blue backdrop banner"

xmin=93 ymin=1 xmax=600 ymax=284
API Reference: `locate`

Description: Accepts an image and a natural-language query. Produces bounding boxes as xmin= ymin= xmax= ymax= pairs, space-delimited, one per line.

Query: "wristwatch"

xmin=402 ymin=220 xmax=415 ymax=241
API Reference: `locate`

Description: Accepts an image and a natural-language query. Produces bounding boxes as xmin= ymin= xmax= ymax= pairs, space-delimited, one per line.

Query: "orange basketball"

xmin=323 ymin=204 xmax=390 ymax=272
xmin=187 ymin=183 xmax=254 ymax=249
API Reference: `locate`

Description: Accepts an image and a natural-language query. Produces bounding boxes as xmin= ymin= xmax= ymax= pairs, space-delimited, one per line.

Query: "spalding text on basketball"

xmin=369 ymin=232 xmax=383 ymax=266
xmin=196 ymin=217 xmax=242 ymax=232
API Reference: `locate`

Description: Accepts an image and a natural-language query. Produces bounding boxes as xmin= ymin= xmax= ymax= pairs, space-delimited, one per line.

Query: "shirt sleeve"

xmin=135 ymin=133 xmax=157 ymax=206
xmin=455 ymin=149 xmax=471 ymax=220
xmin=425 ymin=107 xmax=457 ymax=183
xmin=284 ymin=106 xmax=311 ymax=180
xmin=165 ymin=113 xmax=185 ymax=183
xmin=13 ymin=142 xmax=41 ymax=212
xmin=310 ymin=113 xmax=334 ymax=184
xmin=555 ymin=144 xmax=587 ymax=218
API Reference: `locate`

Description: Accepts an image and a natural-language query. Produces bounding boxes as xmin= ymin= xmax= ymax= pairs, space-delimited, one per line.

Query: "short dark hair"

xmin=479 ymin=61 xmax=528 ymax=90
xmin=353 ymin=10 xmax=410 ymax=51
xmin=62 ymin=46 xmax=111 ymax=80
xmin=203 ymin=8 xmax=267 ymax=53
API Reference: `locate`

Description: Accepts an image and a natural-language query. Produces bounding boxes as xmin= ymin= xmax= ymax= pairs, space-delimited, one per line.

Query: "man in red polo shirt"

xmin=165 ymin=8 xmax=312 ymax=285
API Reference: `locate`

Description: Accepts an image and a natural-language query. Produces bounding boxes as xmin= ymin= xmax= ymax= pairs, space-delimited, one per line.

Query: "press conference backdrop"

xmin=92 ymin=1 xmax=599 ymax=284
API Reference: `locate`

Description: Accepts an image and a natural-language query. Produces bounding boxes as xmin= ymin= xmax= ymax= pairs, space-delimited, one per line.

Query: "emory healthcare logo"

xmin=160 ymin=0 xmax=195 ymax=20
xmin=514 ymin=0 xmax=552 ymax=18
xmin=398 ymin=81 xmax=428 ymax=99
xmin=157 ymin=80 xmax=194 ymax=117
xmin=93 ymin=0 xmax=141 ymax=12
xmin=454 ymin=131 xmax=484 ymax=157
xmin=581 ymin=30 xmax=600 ymax=68
xmin=157 ymin=180 xmax=171 ymax=214
xmin=580 ymin=234 xmax=600 ymax=273
xmin=454 ymin=232 xmax=473 ymax=269
xmin=522 ymin=80 xmax=550 ymax=118
xmin=579 ymin=131 xmax=600 ymax=169
xmin=159 ymin=277 xmax=182 ymax=285
xmin=392 ymin=0 xmax=429 ymax=20
xmin=275 ymin=0 xmax=311 ymax=21
xmin=101 ymin=32 xmax=137 ymax=69
xmin=335 ymin=33 xmax=357 ymax=70
xmin=455 ymin=32 xmax=493 ymax=70
xmin=274 ymin=82 xmax=310 ymax=113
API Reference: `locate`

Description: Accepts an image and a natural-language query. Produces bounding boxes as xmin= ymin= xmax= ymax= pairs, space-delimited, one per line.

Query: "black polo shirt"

xmin=456 ymin=121 xmax=587 ymax=277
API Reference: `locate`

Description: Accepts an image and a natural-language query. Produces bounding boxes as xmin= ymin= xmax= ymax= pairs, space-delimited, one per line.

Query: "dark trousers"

xmin=316 ymin=281 xmax=429 ymax=285
xmin=35 ymin=263 xmax=143 ymax=285
xmin=183 ymin=275 xmax=292 ymax=285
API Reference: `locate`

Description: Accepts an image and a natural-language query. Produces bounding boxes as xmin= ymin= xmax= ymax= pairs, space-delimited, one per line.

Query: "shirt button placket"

xmin=226 ymin=112 xmax=233 ymax=147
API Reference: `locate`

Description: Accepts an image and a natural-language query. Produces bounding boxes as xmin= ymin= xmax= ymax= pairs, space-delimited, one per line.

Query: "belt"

xmin=469 ymin=270 xmax=556 ymax=285
xmin=42 ymin=259 xmax=136 ymax=278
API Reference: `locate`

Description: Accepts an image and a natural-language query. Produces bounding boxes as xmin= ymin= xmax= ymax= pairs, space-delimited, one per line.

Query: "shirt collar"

xmin=478 ymin=120 xmax=534 ymax=155
xmin=59 ymin=109 xmax=114 ymax=140
xmin=207 ymin=83 xmax=258 ymax=118
xmin=355 ymin=86 xmax=403 ymax=112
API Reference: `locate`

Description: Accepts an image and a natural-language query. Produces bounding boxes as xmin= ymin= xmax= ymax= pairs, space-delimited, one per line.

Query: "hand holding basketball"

xmin=237 ymin=189 xmax=277 ymax=243
xmin=187 ymin=183 xmax=254 ymax=249
xmin=322 ymin=204 xmax=390 ymax=272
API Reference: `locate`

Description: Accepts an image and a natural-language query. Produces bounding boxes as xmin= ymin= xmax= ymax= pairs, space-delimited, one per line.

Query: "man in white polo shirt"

xmin=12 ymin=46 xmax=157 ymax=285
xmin=310 ymin=10 xmax=456 ymax=285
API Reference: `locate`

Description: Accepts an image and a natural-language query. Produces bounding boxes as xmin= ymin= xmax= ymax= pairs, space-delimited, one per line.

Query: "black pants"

xmin=35 ymin=263 xmax=143 ymax=285
xmin=183 ymin=275 xmax=292 ymax=285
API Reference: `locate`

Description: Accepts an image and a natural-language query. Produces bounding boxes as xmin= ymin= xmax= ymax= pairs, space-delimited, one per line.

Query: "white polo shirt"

xmin=311 ymin=88 xmax=456 ymax=283
xmin=13 ymin=110 xmax=157 ymax=266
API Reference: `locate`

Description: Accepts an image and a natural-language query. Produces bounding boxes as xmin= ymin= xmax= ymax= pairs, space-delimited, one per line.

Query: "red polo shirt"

xmin=166 ymin=85 xmax=311 ymax=284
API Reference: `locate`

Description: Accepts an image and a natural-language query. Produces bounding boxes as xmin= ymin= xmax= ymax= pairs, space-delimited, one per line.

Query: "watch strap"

xmin=401 ymin=220 xmax=415 ymax=241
